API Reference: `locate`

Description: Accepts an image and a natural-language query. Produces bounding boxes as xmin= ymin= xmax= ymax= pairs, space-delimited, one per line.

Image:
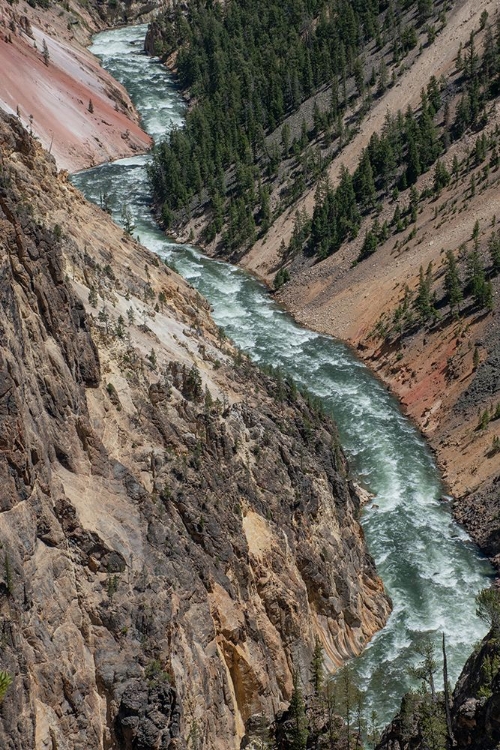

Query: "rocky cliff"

xmin=0 ymin=111 xmax=390 ymax=748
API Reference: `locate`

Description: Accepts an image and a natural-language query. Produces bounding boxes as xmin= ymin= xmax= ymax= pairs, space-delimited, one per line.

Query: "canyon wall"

xmin=0 ymin=0 xmax=153 ymax=171
xmin=0 ymin=111 xmax=390 ymax=748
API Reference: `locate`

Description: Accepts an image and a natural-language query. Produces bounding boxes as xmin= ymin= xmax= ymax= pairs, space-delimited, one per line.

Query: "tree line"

xmin=271 ymin=587 xmax=500 ymax=749
xmin=288 ymin=17 xmax=500 ymax=265
xmin=147 ymin=0 xmax=441 ymax=250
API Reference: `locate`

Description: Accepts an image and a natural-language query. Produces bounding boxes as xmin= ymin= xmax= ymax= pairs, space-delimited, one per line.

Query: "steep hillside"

xmin=273 ymin=8 xmax=500 ymax=566
xmin=146 ymin=0 xmax=500 ymax=568
xmin=0 ymin=111 xmax=390 ymax=747
xmin=0 ymin=0 xmax=152 ymax=170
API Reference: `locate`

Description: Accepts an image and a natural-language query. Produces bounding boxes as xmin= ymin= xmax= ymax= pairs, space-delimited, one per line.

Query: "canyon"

xmin=0 ymin=0 xmax=499 ymax=747
xmin=0 ymin=102 xmax=389 ymax=747
xmin=154 ymin=0 xmax=500 ymax=573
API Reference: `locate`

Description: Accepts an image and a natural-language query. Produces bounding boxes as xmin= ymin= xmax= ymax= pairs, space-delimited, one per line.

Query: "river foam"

xmin=72 ymin=24 xmax=494 ymax=726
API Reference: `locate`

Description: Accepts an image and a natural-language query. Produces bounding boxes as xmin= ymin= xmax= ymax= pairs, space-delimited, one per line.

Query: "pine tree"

xmin=334 ymin=664 xmax=362 ymax=750
xmin=418 ymin=691 xmax=447 ymax=750
xmin=433 ymin=160 xmax=450 ymax=193
xmin=288 ymin=671 xmax=308 ymax=750
xmin=310 ymin=637 xmax=324 ymax=696
xmin=409 ymin=186 xmax=419 ymax=222
xmin=488 ymin=231 xmax=500 ymax=274
xmin=353 ymin=57 xmax=365 ymax=97
xmin=467 ymin=251 xmax=491 ymax=309
xmin=377 ymin=58 xmax=388 ymax=95
xmin=359 ymin=229 xmax=378 ymax=260
xmin=409 ymin=636 xmax=438 ymax=701
xmin=336 ymin=165 xmax=360 ymax=242
xmin=354 ymin=150 xmax=376 ymax=208
xmin=42 ymin=38 xmax=49 ymax=66
xmin=427 ymin=76 xmax=441 ymax=115
xmin=476 ymin=587 xmax=500 ymax=634
xmin=258 ymin=182 xmax=271 ymax=231
xmin=415 ymin=263 xmax=435 ymax=323
xmin=418 ymin=107 xmax=440 ymax=170
xmin=121 ymin=204 xmax=135 ymax=235
xmin=417 ymin=0 xmax=433 ymax=24
xmin=406 ymin=135 xmax=421 ymax=185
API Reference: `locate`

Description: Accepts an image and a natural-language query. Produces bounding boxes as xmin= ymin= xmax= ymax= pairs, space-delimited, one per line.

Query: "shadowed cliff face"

xmin=0 ymin=111 xmax=390 ymax=749
xmin=451 ymin=629 xmax=500 ymax=749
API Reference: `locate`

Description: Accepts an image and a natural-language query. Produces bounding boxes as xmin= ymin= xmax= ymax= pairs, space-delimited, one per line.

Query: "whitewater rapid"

xmin=72 ymin=24 xmax=494 ymax=726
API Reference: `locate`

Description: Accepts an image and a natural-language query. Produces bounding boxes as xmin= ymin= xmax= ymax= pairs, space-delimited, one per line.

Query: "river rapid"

xmin=72 ymin=24 xmax=494 ymax=727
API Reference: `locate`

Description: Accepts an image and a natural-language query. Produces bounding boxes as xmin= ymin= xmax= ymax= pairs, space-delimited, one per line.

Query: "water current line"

xmin=71 ymin=24 xmax=494 ymax=726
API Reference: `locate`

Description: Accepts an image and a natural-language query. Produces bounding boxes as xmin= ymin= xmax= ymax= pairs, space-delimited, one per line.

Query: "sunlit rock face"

xmin=0 ymin=112 xmax=390 ymax=749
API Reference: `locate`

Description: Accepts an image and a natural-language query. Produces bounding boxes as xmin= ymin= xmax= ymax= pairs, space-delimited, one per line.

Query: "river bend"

xmin=72 ymin=24 xmax=493 ymax=726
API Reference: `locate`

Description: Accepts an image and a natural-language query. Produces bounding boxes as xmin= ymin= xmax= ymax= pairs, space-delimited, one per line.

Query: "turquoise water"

xmin=72 ymin=25 xmax=494 ymax=726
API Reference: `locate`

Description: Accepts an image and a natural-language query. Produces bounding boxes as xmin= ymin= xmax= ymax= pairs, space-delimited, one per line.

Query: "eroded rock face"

xmin=451 ymin=630 xmax=500 ymax=749
xmin=115 ymin=679 xmax=181 ymax=749
xmin=0 ymin=111 xmax=390 ymax=748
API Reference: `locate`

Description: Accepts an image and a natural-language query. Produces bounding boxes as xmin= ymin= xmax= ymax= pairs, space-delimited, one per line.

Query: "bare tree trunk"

xmin=442 ymin=633 xmax=455 ymax=748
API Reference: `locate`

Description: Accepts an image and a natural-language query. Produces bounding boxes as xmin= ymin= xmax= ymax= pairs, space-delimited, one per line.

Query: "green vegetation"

xmin=0 ymin=672 xmax=12 ymax=703
xmin=444 ymin=249 xmax=462 ymax=317
xmin=476 ymin=587 xmax=500 ymax=634
xmin=149 ymin=0 xmax=441 ymax=250
xmin=289 ymin=17 xmax=500 ymax=261
xmin=400 ymin=636 xmax=449 ymax=750
xmin=288 ymin=671 xmax=309 ymax=749
xmin=279 ymin=653 xmax=366 ymax=749
xmin=121 ymin=203 xmax=135 ymax=236
xmin=274 ymin=267 xmax=290 ymax=289
xmin=371 ymin=223 xmax=499 ymax=344
xmin=144 ymin=659 xmax=171 ymax=686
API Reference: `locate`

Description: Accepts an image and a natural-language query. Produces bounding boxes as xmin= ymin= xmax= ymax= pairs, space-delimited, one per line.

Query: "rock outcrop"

xmin=0 ymin=111 xmax=390 ymax=748
xmin=451 ymin=628 xmax=500 ymax=749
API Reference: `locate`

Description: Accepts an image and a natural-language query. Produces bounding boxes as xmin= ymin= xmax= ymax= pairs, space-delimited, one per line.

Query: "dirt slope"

xmin=0 ymin=0 xmax=151 ymax=171
xmin=239 ymin=0 xmax=498 ymax=283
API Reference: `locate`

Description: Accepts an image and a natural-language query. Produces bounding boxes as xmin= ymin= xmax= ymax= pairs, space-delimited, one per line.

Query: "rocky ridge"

xmin=0 ymin=111 xmax=390 ymax=748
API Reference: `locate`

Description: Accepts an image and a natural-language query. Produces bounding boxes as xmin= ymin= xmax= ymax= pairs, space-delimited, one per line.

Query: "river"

xmin=71 ymin=24 xmax=494 ymax=728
